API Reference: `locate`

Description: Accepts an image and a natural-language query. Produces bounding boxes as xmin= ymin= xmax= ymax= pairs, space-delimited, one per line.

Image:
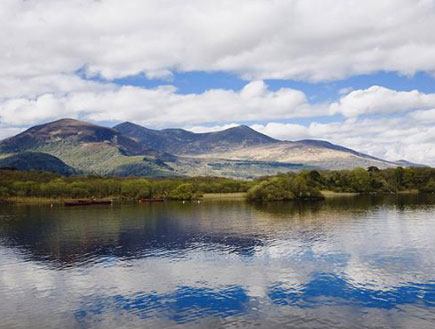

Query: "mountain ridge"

xmin=113 ymin=122 xmax=277 ymax=155
xmin=0 ymin=119 xmax=175 ymax=176
xmin=0 ymin=119 xmax=423 ymax=178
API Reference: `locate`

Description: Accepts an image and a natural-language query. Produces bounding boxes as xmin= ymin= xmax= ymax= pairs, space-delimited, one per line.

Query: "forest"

xmin=0 ymin=169 xmax=253 ymax=201
xmin=246 ymin=166 xmax=435 ymax=201
xmin=1 ymin=166 xmax=435 ymax=202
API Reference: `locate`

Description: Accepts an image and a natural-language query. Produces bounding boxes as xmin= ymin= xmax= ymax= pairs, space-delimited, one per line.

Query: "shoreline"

xmin=201 ymin=193 xmax=247 ymax=200
xmin=320 ymin=191 xmax=359 ymax=198
xmin=1 ymin=197 xmax=117 ymax=205
xmin=1 ymin=190 xmax=427 ymax=205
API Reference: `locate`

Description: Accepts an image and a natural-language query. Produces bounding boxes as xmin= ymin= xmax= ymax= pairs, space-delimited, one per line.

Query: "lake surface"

xmin=1 ymin=195 xmax=435 ymax=329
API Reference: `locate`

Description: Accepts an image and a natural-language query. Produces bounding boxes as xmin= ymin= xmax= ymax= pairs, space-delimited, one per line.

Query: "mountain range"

xmin=0 ymin=118 xmax=424 ymax=178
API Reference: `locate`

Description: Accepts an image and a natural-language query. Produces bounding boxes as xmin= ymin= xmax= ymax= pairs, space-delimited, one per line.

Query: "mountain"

xmin=0 ymin=119 xmax=175 ymax=176
xmin=114 ymin=122 xmax=276 ymax=155
xmin=0 ymin=118 xmax=150 ymax=155
xmin=0 ymin=152 xmax=76 ymax=176
xmin=114 ymin=122 xmax=402 ymax=172
xmin=394 ymin=160 xmax=428 ymax=168
xmin=0 ymin=118 xmax=421 ymax=178
xmin=296 ymin=139 xmax=383 ymax=161
xmin=190 ymin=140 xmax=398 ymax=171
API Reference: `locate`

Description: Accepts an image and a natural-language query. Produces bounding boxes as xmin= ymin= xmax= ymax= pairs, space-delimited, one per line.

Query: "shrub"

xmin=420 ymin=178 xmax=435 ymax=193
xmin=168 ymin=183 xmax=194 ymax=200
xmin=247 ymin=178 xmax=294 ymax=201
xmin=121 ymin=179 xmax=151 ymax=199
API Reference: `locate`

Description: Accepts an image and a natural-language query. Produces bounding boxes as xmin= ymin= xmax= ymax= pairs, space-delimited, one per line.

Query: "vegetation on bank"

xmin=246 ymin=174 xmax=324 ymax=201
xmin=0 ymin=169 xmax=253 ymax=201
xmin=1 ymin=166 xmax=435 ymax=202
xmin=247 ymin=166 xmax=435 ymax=201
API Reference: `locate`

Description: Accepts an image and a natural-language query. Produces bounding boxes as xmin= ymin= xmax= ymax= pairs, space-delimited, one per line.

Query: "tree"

xmin=247 ymin=178 xmax=294 ymax=201
xmin=169 ymin=183 xmax=194 ymax=200
xmin=121 ymin=179 xmax=151 ymax=199
xmin=394 ymin=167 xmax=405 ymax=189
xmin=0 ymin=186 xmax=9 ymax=198
xmin=290 ymin=175 xmax=310 ymax=197
xmin=420 ymin=178 xmax=435 ymax=193
xmin=12 ymin=181 xmax=39 ymax=197
xmin=349 ymin=168 xmax=371 ymax=192
xmin=71 ymin=187 xmax=90 ymax=198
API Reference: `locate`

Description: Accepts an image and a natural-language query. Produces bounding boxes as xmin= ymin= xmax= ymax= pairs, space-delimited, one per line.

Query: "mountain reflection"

xmin=0 ymin=202 xmax=268 ymax=267
xmin=0 ymin=195 xmax=435 ymax=268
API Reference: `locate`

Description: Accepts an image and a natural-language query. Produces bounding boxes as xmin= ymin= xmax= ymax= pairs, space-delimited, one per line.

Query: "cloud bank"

xmin=2 ymin=0 xmax=435 ymax=81
xmin=1 ymin=0 xmax=435 ymax=164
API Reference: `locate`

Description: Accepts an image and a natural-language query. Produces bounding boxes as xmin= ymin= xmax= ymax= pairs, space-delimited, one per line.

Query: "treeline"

xmin=0 ymin=169 xmax=254 ymax=200
xmin=247 ymin=166 xmax=435 ymax=201
xmin=2 ymin=166 xmax=435 ymax=202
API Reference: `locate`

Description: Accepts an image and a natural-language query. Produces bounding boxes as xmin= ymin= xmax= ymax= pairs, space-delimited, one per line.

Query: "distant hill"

xmin=114 ymin=122 xmax=276 ymax=155
xmin=0 ymin=118 xmax=151 ymax=155
xmin=296 ymin=139 xmax=383 ymax=161
xmin=190 ymin=140 xmax=398 ymax=171
xmin=0 ymin=118 xmax=423 ymax=178
xmin=114 ymin=122 xmax=402 ymax=172
xmin=394 ymin=159 xmax=428 ymax=168
xmin=0 ymin=152 xmax=76 ymax=176
xmin=0 ymin=119 xmax=174 ymax=176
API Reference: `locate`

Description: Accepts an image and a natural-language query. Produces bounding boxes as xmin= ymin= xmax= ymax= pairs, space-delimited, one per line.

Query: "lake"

xmin=1 ymin=195 xmax=435 ymax=329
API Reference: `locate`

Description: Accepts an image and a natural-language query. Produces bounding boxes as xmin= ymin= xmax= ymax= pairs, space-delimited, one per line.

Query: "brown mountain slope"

xmin=0 ymin=119 xmax=176 ymax=176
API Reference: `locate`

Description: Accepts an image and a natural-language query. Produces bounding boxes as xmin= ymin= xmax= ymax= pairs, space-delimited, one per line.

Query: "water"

xmin=1 ymin=195 xmax=435 ymax=329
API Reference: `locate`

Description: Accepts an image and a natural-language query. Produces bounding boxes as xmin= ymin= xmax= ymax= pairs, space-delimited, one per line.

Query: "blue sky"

xmin=115 ymin=71 xmax=435 ymax=100
xmin=110 ymin=70 xmax=435 ymax=126
xmin=1 ymin=0 xmax=435 ymax=164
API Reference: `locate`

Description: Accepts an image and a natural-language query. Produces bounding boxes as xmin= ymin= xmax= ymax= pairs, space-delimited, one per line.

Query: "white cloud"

xmin=409 ymin=108 xmax=435 ymax=122
xmin=2 ymin=80 xmax=435 ymax=165
xmin=0 ymin=81 xmax=323 ymax=127
xmin=1 ymin=0 xmax=435 ymax=165
xmin=330 ymin=86 xmax=435 ymax=117
xmin=338 ymin=87 xmax=353 ymax=95
xmin=2 ymin=0 xmax=435 ymax=82
xmin=251 ymin=122 xmax=309 ymax=141
xmin=188 ymin=123 xmax=240 ymax=133
xmin=0 ymin=74 xmax=112 ymax=100
xmin=0 ymin=127 xmax=24 ymax=140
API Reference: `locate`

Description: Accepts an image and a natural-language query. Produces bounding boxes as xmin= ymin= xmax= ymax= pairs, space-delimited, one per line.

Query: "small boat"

xmin=64 ymin=199 xmax=92 ymax=206
xmin=138 ymin=198 xmax=165 ymax=203
xmin=91 ymin=200 xmax=112 ymax=205
xmin=64 ymin=199 xmax=112 ymax=207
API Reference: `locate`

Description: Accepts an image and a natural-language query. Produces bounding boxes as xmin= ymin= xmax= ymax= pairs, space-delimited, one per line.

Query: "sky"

xmin=1 ymin=0 xmax=435 ymax=164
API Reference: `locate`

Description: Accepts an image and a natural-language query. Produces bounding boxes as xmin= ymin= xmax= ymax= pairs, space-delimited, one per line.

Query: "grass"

xmin=201 ymin=192 xmax=247 ymax=200
xmin=320 ymin=190 xmax=358 ymax=198
xmin=3 ymin=196 xmax=67 ymax=204
xmin=2 ymin=196 xmax=118 ymax=204
xmin=397 ymin=189 xmax=419 ymax=194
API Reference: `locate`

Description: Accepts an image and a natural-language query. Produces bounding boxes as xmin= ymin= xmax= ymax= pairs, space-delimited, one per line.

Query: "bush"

xmin=349 ymin=168 xmax=371 ymax=192
xmin=168 ymin=183 xmax=194 ymax=200
xmin=247 ymin=175 xmax=324 ymax=201
xmin=247 ymin=178 xmax=294 ymax=201
xmin=289 ymin=175 xmax=324 ymax=199
xmin=420 ymin=178 xmax=435 ymax=193
xmin=121 ymin=179 xmax=151 ymax=199
xmin=0 ymin=186 xmax=9 ymax=197
xmin=71 ymin=187 xmax=90 ymax=198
